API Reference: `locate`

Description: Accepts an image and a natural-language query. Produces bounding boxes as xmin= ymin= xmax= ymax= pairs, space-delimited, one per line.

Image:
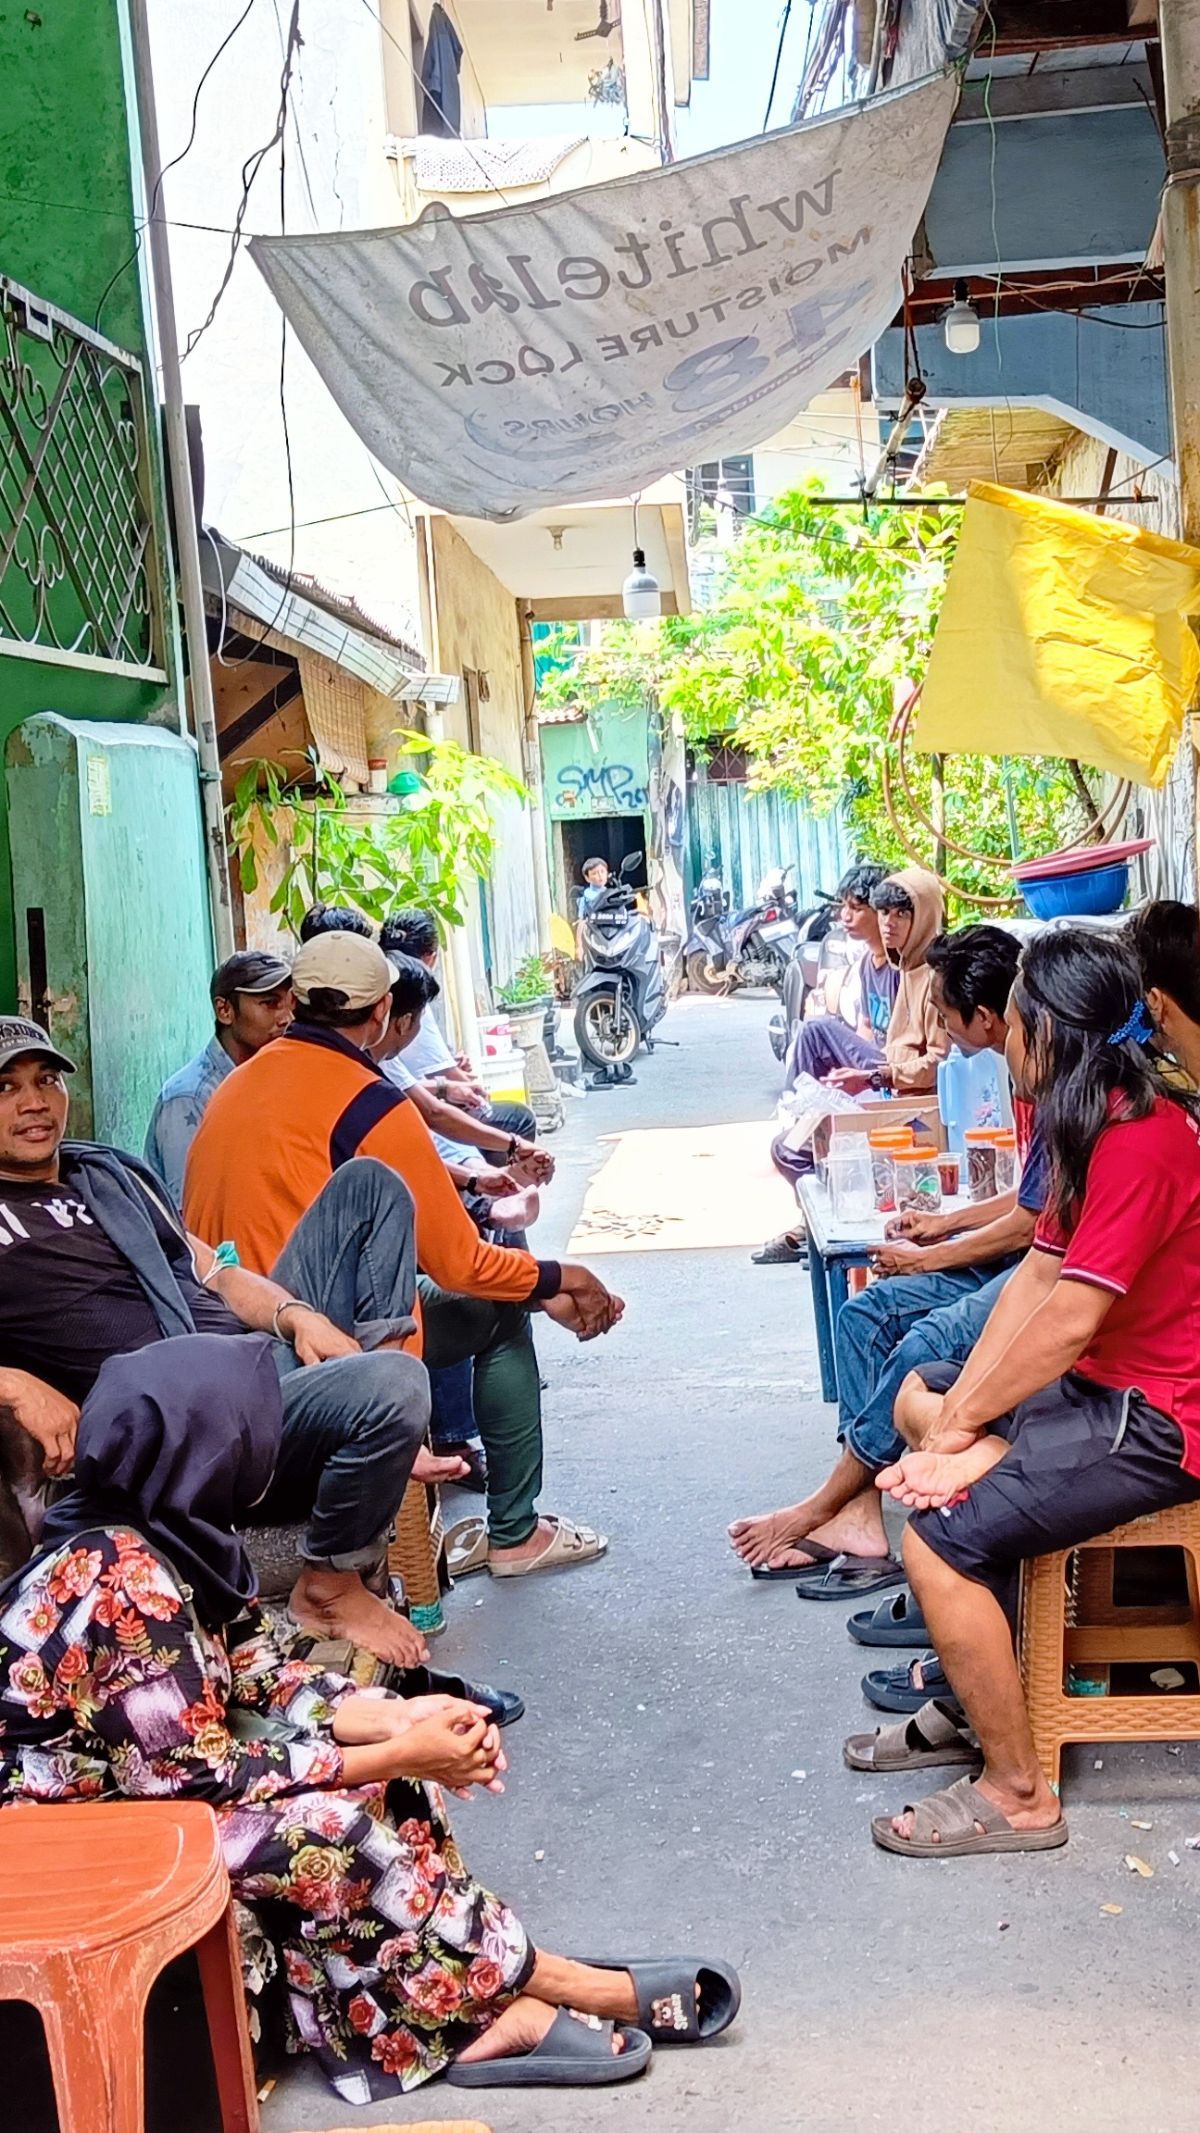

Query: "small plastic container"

xmin=964 ymin=1127 xmax=998 ymax=1203
xmin=936 ymin=1150 xmax=961 ymax=1199
xmin=867 ymin=1127 xmax=914 ymax=1213
xmin=892 ymin=1145 xmax=942 ymax=1214
xmin=990 ymin=1130 xmax=1018 ymax=1193
xmin=828 ymin=1138 xmax=875 ymax=1223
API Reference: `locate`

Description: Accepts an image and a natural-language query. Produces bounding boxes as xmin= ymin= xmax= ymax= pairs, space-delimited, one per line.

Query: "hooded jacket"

xmin=882 ymin=867 xmax=949 ymax=1093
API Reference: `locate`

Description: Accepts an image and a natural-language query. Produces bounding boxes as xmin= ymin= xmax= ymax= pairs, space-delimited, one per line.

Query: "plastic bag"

xmin=777 ymin=1073 xmax=864 ymax=1154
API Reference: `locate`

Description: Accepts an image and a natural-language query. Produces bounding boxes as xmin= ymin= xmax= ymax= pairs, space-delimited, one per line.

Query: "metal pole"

xmin=127 ymin=0 xmax=235 ymax=959
xmin=1160 ymin=0 xmax=1200 ymax=548
xmin=1158 ymin=0 xmax=1200 ymax=875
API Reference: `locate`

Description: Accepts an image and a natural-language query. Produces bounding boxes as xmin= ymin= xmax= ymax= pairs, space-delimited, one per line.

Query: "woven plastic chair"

xmin=389 ymin=1475 xmax=446 ymax=1636
xmin=1018 ymin=1501 xmax=1200 ymax=1791
xmin=0 ymin=1801 xmax=257 ymax=2133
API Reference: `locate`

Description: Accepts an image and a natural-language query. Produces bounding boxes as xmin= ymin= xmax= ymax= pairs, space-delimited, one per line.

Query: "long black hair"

xmin=1013 ymin=928 xmax=1199 ymax=1234
xmin=1127 ymin=900 xmax=1200 ymax=1023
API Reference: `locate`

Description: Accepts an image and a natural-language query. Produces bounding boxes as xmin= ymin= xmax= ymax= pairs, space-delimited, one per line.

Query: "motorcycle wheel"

xmin=686 ymin=948 xmax=727 ymax=995
xmin=574 ymin=992 xmax=640 ymax=1068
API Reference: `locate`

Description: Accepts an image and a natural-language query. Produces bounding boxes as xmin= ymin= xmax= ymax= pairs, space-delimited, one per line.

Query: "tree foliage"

xmin=227 ymin=735 xmax=526 ymax=938
xmin=540 ymin=488 xmax=1090 ymax=905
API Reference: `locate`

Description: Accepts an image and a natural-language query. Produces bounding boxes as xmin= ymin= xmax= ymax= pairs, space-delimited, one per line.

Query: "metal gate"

xmin=686 ymin=763 xmax=849 ymax=913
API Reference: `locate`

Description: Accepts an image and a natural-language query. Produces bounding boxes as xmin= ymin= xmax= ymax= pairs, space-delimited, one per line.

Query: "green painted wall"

xmin=540 ymin=704 xmax=650 ymax=821
xmin=7 ymin=717 xmax=213 ymax=1154
xmin=0 ymin=0 xmax=188 ymax=1014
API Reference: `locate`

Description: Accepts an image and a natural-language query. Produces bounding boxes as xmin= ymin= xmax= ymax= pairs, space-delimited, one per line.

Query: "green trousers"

xmin=418 ymin=1278 xmax=542 ymax=1548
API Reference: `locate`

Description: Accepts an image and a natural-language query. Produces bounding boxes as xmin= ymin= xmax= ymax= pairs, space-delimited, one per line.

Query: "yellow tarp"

xmin=914 ymin=481 xmax=1200 ymax=788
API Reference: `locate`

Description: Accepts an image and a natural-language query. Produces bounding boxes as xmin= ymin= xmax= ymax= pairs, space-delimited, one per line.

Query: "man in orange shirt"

xmin=185 ymin=933 xmax=624 ymax=1582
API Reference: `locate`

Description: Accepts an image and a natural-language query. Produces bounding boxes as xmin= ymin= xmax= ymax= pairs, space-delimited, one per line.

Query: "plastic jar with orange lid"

xmin=964 ymin=1127 xmax=998 ymax=1203
xmin=867 ymin=1127 xmax=915 ymax=1213
xmin=891 ymin=1144 xmax=942 ymax=1214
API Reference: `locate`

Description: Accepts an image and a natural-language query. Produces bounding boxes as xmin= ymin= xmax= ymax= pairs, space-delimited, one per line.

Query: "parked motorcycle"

xmin=685 ymin=862 xmax=800 ymax=997
xmin=573 ymin=851 xmax=667 ymax=1076
xmin=768 ymin=888 xmax=850 ymax=1062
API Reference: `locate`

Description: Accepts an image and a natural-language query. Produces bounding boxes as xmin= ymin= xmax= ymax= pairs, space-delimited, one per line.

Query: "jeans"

xmin=419 ymin=1276 xmax=542 ymax=1549
xmin=259 ymin=1160 xmax=431 ymax=1574
xmin=837 ymin=1263 xmax=1016 ymax=1471
xmin=784 ymin=1016 xmax=883 ymax=1087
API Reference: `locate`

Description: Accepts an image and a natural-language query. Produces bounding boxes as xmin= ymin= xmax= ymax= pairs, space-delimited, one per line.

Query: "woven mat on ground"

xmin=567 ymin=1119 xmax=792 ymax=1255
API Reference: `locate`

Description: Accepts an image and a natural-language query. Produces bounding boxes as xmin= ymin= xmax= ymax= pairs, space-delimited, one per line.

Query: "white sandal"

xmin=489 ymin=1515 xmax=608 ymax=1578
xmin=445 ymin=1514 xmax=489 ymax=1580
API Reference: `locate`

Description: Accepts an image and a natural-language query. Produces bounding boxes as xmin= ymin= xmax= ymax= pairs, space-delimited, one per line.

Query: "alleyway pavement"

xmin=267 ymin=993 xmax=1200 ymax=2133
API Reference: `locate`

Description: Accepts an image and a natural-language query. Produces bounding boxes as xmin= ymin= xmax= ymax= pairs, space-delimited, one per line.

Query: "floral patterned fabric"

xmin=0 ymin=1527 xmax=531 ymax=2101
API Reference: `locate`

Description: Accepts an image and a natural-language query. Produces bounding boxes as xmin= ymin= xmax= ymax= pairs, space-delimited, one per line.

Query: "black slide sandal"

xmin=446 ymin=2008 xmax=651 ymax=2087
xmin=571 ymin=1957 xmax=741 ymax=2044
xmin=846 ymin=1589 xmax=930 ymax=1647
xmin=750 ymin=1538 xmax=841 ymax=1581
xmin=793 ymin=1554 xmax=906 ymax=1601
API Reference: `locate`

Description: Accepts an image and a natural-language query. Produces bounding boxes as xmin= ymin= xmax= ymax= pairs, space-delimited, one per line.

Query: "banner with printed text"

xmin=250 ymin=74 xmax=957 ymax=523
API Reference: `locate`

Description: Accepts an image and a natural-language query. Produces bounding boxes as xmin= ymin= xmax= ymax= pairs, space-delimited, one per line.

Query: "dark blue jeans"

xmin=258 ymin=1160 xmax=430 ymax=1573
xmin=837 ymin=1263 xmax=1017 ymax=1471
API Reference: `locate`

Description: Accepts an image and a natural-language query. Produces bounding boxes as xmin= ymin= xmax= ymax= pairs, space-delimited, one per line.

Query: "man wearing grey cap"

xmin=144 ymin=950 xmax=294 ymax=1205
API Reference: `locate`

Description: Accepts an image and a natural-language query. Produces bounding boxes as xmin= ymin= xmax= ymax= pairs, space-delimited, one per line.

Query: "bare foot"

xmin=289 ymin=1568 xmax=429 ymax=1667
xmin=457 ymin=1996 xmax=626 ymax=2064
xmin=889 ymin=1769 xmax=1061 ymax=1843
xmin=413 ymin=1446 xmax=470 ymax=1485
xmin=876 ymin=1436 xmax=1009 ymax=1511
xmin=728 ymin=1496 xmax=889 ymax=1570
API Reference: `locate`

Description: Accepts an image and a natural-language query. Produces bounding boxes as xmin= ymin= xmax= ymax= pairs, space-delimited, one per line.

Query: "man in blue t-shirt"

xmin=731 ymin=926 xmax=1047 ymax=1595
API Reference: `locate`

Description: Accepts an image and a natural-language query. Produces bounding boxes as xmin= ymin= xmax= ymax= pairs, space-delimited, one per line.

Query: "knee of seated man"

xmin=322 ymin=1155 xmax=415 ymax=1220
xmin=353 ymin=1348 xmax=431 ymax=1444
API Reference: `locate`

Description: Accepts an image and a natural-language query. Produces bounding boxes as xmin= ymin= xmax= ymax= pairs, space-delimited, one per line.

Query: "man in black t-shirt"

xmin=0 ymin=1017 xmax=455 ymax=1668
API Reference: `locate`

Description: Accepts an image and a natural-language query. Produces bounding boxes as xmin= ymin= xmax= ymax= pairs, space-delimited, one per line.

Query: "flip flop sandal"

xmin=871 ymin=1773 xmax=1068 ymax=1858
xmin=750 ymin=1236 xmax=807 ymax=1265
xmin=749 ymin=1537 xmax=843 ymax=1581
xmin=861 ymin=1653 xmax=960 ymax=1714
xmin=844 ymin=1699 xmax=981 ymax=1773
xmin=445 ymin=1515 xmax=490 ymax=1581
xmin=489 ymin=1515 xmax=608 ymax=1578
xmin=792 ymin=1553 xmax=906 ymax=1602
xmin=569 ymin=1958 xmax=741 ymax=2045
xmin=847 ymin=1589 xmax=930 ymax=1647
xmin=445 ymin=2008 xmax=651 ymax=2087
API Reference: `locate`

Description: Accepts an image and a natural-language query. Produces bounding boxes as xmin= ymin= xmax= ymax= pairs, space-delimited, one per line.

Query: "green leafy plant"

xmin=226 ymin=734 xmax=527 ymax=938
xmin=496 ymin=953 xmax=552 ymax=1007
xmin=541 ymin=485 xmax=1093 ymax=905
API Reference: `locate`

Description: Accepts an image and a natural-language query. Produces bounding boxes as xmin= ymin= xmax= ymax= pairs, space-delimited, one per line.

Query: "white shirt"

xmin=401 ymin=1014 xmax=456 ymax=1079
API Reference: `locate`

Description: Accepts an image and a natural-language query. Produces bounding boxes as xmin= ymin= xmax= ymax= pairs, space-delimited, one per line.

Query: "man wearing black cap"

xmin=144 ymin=950 xmax=293 ymax=1205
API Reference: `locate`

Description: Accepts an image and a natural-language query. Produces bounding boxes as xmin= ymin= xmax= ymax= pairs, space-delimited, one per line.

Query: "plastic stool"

xmin=0 ymin=1800 xmax=258 ymax=2133
xmin=1019 ymin=1500 xmax=1200 ymax=1792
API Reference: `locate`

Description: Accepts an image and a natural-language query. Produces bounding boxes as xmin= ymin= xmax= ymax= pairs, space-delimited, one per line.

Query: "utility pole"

xmin=127 ymin=0 xmax=236 ymax=960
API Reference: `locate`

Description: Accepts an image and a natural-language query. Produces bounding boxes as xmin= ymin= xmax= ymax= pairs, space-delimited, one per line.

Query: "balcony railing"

xmin=0 ymin=277 xmax=166 ymax=679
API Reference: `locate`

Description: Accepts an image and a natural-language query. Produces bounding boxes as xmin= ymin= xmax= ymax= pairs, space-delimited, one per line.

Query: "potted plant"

xmin=497 ymin=954 xmax=554 ymax=1046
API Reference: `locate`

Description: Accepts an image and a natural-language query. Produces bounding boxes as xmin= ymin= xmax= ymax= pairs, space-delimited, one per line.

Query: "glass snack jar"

xmin=891 ymin=1145 xmax=942 ymax=1214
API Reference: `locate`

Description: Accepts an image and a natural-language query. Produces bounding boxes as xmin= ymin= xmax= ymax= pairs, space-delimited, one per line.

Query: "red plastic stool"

xmin=0 ymin=1800 xmax=258 ymax=2133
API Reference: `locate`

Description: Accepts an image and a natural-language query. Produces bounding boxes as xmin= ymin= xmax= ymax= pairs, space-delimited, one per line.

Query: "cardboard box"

xmin=812 ymin=1096 xmax=944 ymax=1163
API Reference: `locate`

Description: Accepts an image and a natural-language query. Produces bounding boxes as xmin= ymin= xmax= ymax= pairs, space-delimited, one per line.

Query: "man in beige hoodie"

xmin=825 ymin=866 xmax=949 ymax=1097
xmin=753 ymin=867 xmax=948 ymax=1265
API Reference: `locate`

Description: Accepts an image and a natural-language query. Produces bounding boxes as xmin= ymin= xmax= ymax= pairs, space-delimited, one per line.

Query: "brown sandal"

xmin=871 ymin=1773 xmax=1068 ymax=1857
xmin=844 ymin=1699 xmax=981 ymax=1773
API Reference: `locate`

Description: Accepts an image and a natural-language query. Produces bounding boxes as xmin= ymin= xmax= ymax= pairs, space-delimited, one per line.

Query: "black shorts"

xmin=910 ymin=1365 xmax=1200 ymax=1621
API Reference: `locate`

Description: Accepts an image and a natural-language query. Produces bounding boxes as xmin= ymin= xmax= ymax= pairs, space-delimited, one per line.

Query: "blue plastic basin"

xmin=1020 ymin=862 xmax=1130 ymax=920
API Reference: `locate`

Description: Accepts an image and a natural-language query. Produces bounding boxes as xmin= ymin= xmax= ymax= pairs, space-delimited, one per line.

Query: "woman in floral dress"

xmin=0 ymin=1338 xmax=738 ymax=2101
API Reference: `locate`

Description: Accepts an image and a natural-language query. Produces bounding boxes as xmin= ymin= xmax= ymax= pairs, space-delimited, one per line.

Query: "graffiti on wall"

xmin=554 ymin=761 xmax=648 ymax=813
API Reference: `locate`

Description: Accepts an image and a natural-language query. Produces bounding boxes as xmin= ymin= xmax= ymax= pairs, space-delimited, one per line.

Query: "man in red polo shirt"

xmin=862 ymin=929 xmax=1200 ymax=1859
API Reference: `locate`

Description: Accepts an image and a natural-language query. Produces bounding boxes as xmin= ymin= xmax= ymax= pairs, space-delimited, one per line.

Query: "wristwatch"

xmin=465 ymin=1174 xmax=482 ymax=1196
xmin=506 ymin=1135 xmax=521 ymax=1162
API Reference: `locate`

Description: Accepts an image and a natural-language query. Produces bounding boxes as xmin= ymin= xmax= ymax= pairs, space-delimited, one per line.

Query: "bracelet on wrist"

xmin=271 ymin=1298 xmax=311 ymax=1342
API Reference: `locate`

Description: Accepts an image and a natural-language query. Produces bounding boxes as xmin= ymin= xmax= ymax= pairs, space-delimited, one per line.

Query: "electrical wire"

xmin=182 ymin=0 xmax=301 ymax=361
xmin=94 ymin=0 xmax=260 ymax=332
xmin=763 ymin=0 xmax=794 ymax=129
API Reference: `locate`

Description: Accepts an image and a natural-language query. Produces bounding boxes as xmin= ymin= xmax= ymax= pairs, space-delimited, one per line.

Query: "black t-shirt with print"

xmin=0 ymin=1180 xmax=240 ymax=1405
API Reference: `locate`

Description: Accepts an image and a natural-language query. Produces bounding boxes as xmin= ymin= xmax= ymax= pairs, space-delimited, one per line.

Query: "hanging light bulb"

xmin=622 ymin=498 xmax=661 ymax=618
xmin=622 ymin=546 xmax=661 ymax=619
xmin=944 ymin=279 xmax=980 ymax=356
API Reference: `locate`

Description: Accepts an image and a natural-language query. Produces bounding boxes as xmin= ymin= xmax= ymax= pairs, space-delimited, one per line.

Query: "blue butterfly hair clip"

xmin=1108 ymin=1000 xmax=1155 ymax=1047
